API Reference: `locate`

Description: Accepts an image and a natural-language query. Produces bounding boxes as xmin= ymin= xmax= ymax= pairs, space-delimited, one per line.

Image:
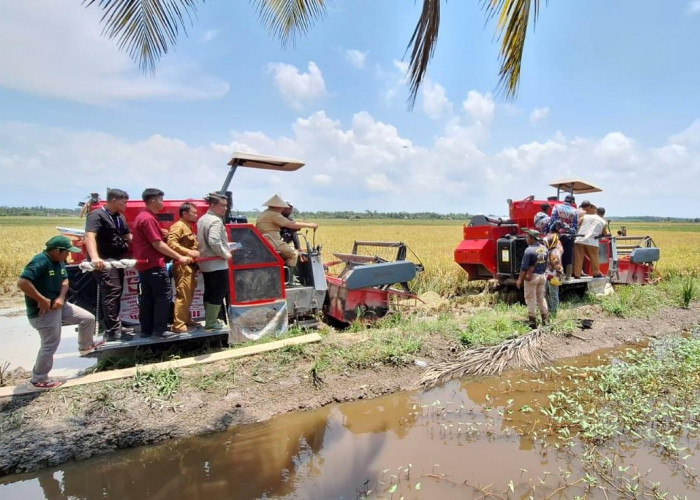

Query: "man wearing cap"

xmin=256 ymin=195 xmax=318 ymax=283
xmin=516 ymin=229 xmax=549 ymax=328
xmin=17 ymin=236 xmax=102 ymax=389
xmin=548 ymin=195 xmax=578 ymax=280
xmin=573 ymin=206 xmax=608 ymax=279
xmin=84 ymin=188 xmax=134 ymax=341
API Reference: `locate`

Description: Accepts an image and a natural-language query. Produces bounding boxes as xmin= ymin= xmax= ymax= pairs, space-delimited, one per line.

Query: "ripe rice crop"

xmin=1 ymin=217 xmax=699 ymax=298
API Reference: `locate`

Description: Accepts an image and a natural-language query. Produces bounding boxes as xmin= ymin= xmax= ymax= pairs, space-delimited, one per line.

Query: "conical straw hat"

xmin=263 ymin=194 xmax=289 ymax=208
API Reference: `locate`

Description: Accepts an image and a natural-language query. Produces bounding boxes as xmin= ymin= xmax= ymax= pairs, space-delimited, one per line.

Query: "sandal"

xmin=79 ymin=339 xmax=106 ymax=356
xmin=31 ymin=379 xmax=64 ymax=389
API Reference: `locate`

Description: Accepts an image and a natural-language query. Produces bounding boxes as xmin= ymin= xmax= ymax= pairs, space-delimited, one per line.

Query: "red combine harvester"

xmin=454 ymin=179 xmax=660 ymax=291
xmin=63 ymin=152 xmax=423 ymax=355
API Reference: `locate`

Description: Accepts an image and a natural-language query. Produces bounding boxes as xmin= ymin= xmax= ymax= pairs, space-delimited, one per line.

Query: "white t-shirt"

xmin=577 ymin=214 xmax=607 ymax=247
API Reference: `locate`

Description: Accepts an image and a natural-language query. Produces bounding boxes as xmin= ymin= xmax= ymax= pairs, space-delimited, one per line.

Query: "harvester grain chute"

xmin=60 ymin=153 xmax=424 ymax=355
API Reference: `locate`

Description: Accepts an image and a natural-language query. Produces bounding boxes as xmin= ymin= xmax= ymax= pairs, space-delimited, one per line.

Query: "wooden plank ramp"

xmin=0 ymin=333 xmax=322 ymax=398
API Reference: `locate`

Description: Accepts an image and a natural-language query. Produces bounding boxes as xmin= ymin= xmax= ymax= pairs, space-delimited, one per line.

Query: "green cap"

xmin=46 ymin=235 xmax=81 ymax=253
xmin=520 ymin=227 xmax=541 ymax=240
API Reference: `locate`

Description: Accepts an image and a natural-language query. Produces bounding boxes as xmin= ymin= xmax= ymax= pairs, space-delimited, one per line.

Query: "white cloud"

xmin=0 ymin=1 xmax=229 ymax=105
xmin=267 ymin=61 xmax=327 ymax=110
xmin=529 ymin=107 xmax=550 ymax=125
xmin=668 ymin=119 xmax=700 ymax=146
xmin=345 ymin=49 xmax=368 ymax=69
xmin=687 ymin=1 xmax=700 ymax=14
xmin=200 ymin=30 xmax=219 ymax=43
xmin=462 ymin=91 xmax=495 ymax=123
xmin=421 ymin=80 xmax=453 ymax=119
xmin=2 ymin=115 xmax=699 ymax=218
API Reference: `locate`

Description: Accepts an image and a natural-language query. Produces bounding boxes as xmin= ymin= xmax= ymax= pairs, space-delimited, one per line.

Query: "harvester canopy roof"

xmin=227 ymin=152 xmax=304 ymax=172
xmin=549 ymin=179 xmax=603 ymax=194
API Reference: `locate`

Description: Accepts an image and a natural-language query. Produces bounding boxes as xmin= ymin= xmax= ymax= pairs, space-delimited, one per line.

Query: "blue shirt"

xmin=549 ymin=203 xmax=578 ymax=234
xmin=520 ymin=243 xmax=548 ymax=275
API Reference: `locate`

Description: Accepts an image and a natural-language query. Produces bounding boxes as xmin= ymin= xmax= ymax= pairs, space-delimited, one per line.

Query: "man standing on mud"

xmin=132 ymin=188 xmax=191 ymax=338
xmin=84 ymin=188 xmax=134 ymax=341
xmin=516 ymin=229 xmax=549 ymax=328
xmin=17 ymin=236 xmax=102 ymax=389
xmin=167 ymin=202 xmax=201 ymax=333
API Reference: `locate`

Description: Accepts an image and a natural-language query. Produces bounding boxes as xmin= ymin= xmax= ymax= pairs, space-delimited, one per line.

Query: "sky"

xmin=1 ymin=0 xmax=699 ymax=218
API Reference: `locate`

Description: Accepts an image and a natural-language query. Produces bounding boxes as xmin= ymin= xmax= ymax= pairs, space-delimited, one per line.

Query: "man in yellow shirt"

xmin=255 ymin=195 xmax=318 ymax=282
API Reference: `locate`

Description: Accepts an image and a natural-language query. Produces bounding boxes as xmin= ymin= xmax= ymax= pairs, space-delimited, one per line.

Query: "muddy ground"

xmin=1 ymin=301 xmax=699 ymax=476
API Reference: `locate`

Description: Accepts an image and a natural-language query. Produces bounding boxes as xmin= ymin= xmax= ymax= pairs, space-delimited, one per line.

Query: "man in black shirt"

xmin=84 ymin=189 xmax=134 ymax=341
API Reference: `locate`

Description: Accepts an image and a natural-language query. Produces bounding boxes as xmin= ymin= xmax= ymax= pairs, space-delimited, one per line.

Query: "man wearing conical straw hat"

xmin=256 ymin=195 xmax=318 ymax=283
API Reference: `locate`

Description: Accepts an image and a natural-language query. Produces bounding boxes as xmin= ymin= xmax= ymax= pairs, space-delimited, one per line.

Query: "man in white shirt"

xmin=573 ymin=206 xmax=609 ymax=278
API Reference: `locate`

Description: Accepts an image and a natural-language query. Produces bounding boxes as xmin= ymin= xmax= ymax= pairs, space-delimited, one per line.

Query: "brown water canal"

xmin=2 ymin=346 xmax=699 ymax=499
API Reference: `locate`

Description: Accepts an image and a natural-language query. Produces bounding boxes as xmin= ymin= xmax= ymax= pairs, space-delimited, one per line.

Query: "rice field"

xmin=1 ymin=216 xmax=699 ymax=296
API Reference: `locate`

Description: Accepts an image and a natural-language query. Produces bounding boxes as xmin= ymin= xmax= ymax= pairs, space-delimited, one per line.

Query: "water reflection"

xmin=1 ymin=344 xmax=699 ymax=498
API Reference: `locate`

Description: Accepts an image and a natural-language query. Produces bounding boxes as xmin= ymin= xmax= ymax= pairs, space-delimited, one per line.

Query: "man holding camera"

xmin=84 ymin=188 xmax=134 ymax=341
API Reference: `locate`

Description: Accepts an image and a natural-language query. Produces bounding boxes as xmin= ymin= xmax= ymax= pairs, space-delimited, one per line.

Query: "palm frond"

xmin=482 ymin=0 xmax=541 ymax=99
xmin=404 ymin=0 xmax=441 ymax=109
xmin=84 ymin=0 xmax=204 ymax=74
xmin=252 ymin=0 xmax=329 ymax=46
xmin=420 ymin=328 xmax=549 ymax=388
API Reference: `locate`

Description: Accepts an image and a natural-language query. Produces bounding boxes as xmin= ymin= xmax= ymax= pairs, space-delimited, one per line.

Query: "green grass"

xmin=458 ymin=304 xmax=531 ymax=346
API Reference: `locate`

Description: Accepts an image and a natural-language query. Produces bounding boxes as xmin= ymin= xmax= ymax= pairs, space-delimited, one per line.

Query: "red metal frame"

xmin=226 ymin=223 xmax=286 ymax=306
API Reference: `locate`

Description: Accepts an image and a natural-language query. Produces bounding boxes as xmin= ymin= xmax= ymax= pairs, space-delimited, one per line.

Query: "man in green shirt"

xmin=17 ymin=236 xmax=102 ymax=389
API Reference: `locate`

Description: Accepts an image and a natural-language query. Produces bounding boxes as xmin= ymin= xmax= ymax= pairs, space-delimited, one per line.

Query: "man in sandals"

xmin=17 ymin=236 xmax=103 ymax=389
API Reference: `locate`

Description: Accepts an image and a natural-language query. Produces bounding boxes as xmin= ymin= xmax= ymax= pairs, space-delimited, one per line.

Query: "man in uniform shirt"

xmin=167 ymin=202 xmax=201 ymax=333
xmin=255 ymin=195 xmax=318 ymax=284
xmin=84 ymin=188 xmax=134 ymax=341
xmin=17 ymin=236 xmax=101 ymax=389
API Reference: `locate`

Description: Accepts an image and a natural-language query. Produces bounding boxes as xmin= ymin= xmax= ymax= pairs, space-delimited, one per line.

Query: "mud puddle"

xmin=1 ymin=344 xmax=698 ymax=499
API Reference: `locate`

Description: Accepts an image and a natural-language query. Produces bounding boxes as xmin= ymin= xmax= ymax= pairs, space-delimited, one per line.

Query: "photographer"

xmin=85 ymin=188 xmax=134 ymax=341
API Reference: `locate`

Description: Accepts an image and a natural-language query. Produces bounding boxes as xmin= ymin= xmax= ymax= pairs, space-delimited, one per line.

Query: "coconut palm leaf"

xmin=405 ymin=0 xmax=441 ymax=109
xmin=84 ymin=0 xmax=204 ymax=74
xmin=251 ymin=0 xmax=329 ymax=46
xmin=482 ymin=0 xmax=542 ymax=98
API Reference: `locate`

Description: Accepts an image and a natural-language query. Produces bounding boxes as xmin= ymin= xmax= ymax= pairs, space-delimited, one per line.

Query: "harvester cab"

xmin=454 ymin=179 xmax=660 ymax=291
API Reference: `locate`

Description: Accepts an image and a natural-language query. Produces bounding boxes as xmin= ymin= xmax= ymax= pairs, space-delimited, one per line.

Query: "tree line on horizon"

xmin=2 ymin=206 xmax=698 ymax=223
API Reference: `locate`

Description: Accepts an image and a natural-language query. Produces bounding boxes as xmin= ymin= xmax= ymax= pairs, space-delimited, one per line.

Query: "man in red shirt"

xmin=132 ymin=188 xmax=191 ymax=338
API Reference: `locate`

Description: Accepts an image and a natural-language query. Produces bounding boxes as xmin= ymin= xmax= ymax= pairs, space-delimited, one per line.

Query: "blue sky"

xmin=1 ymin=0 xmax=699 ymax=217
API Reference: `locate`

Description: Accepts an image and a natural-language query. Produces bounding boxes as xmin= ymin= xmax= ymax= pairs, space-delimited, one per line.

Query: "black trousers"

xmin=561 ymin=235 xmax=575 ymax=267
xmin=94 ymin=267 xmax=124 ymax=336
xmin=202 ymin=269 xmax=229 ymax=306
xmin=138 ymin=267 xmax=172 ymax=335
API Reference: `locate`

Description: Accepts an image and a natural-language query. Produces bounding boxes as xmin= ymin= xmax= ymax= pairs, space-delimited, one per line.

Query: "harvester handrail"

xmin=352 ymin=241 xmax=405 ymax=248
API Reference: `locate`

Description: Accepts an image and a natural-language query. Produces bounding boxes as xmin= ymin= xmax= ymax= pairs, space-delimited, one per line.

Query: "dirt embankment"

xmin=1 ymin=303 xmax=699 ymax=476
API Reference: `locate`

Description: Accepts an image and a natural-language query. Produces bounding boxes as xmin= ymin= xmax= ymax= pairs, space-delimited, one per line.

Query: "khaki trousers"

xmin=573 ymin=243 xmax=600 ymax=277
xmin=172 ymin=264 xmax=197 ymax=330
xmin=524 ymin=274 xmax=548 ymax=317
xmin=264 ymin=234 xmax=298 ymax=267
